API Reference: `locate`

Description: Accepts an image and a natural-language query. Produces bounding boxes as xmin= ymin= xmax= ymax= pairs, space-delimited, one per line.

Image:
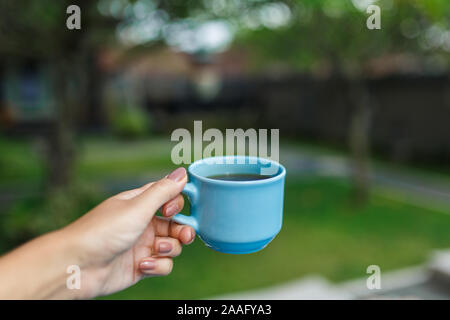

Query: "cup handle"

xmin=171 ymin=182 xmax=199 ymax=232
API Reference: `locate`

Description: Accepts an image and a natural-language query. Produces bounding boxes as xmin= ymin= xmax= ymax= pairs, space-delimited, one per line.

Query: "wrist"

xmin=48 ymin=227 xmax=91 ymax=299
xmin=45 ymin=225 xmax=110 ymax=299
xmin=33 ymin=229 xmax=85 ymax=299
xmin=0 ymin=228 xmax=85 ymax=299
xmin=56 ymin=224 xmax=114 ymax=299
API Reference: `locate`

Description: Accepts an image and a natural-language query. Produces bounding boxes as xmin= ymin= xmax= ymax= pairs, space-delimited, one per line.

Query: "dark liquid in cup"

xmin=207 ymin=173 xmax=273 ymax=181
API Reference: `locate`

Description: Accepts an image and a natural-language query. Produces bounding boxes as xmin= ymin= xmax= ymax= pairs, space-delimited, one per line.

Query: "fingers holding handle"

xmin=171 ymin=182 xmax=199 ymax=232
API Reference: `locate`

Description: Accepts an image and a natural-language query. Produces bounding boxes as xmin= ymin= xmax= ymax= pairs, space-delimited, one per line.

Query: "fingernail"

xmin=167 ymin=167 xmax=186 ymax=182
xmin=189 ymin=228 xmax=195 ymax=244
xmin=165 ymin=202 xmax=179 ymax=217
xmin=158 ymin=242 xmax=173 ymax=254
xmin=139 ymin=259 xmax=156 ymax=270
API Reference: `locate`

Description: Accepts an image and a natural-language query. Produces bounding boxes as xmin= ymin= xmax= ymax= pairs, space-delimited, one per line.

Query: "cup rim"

xmin=187 ymin=155 xmax=286 ymax=186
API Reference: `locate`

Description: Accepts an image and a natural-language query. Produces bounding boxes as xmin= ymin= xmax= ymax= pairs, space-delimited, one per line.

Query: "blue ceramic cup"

xmin=172 ymin=155 xmax=286 ymax=254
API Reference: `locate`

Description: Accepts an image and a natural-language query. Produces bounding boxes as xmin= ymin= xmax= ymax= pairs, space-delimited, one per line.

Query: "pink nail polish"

xmin=167 ymin=167 xmax=186 ymax=182
xmin=139 ymin=260 xmax=156 ymax=270
xmin=189 ymin=229 xmax=195 ymax=243
xmin=158 ymin=242 xmax=172 ymax=254
xmin=165 ymin=202 xmax=179 ymax=217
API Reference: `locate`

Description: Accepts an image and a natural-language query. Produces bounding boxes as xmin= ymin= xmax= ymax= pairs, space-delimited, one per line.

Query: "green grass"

xmin=0 ymin=136 xmax=45 ymax=185
xmin=102 ymin=177 xmax=450 ymax=299
xmin=77 ymin=136 xmax=175 ymax=179
xmin=0 ymin=136 xmax=177 ymax=187
xmin=2 ymin=135 xmax=449 ymax=185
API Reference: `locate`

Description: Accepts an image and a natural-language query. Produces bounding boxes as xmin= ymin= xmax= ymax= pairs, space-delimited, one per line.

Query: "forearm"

xmin=0 ymin=229 xmax=83 ymax=299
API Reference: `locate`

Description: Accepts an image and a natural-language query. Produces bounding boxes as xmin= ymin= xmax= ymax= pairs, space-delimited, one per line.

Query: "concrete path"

xmin=211 ymin=251 xmax=450 ymax=300
xmin=280 ymin=146 xmax=450 ymax=213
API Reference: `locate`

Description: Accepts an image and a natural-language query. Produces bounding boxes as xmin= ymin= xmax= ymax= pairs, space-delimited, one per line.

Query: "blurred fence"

xmin=2 ymin=68 xmax=449 ymax=166
xmin=144 ymin=73 xmax=450 ymax=165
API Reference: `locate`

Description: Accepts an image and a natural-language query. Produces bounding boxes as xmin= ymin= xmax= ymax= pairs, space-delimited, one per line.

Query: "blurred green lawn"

xmin=1 ymin=135 xmax=450 ymax=299
xmin=0 ymin=136 xmax=175 ymax=184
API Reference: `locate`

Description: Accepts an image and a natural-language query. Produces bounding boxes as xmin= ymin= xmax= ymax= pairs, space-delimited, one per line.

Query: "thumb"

xmin=131 ymin=167 xmax=187 ymax=220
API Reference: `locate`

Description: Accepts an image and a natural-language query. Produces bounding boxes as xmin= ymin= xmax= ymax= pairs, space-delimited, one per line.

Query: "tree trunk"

xmin=46 ymin=61 xmax=75 ymax=191
xmin=348 ymin=78 xmax=372 ymax=205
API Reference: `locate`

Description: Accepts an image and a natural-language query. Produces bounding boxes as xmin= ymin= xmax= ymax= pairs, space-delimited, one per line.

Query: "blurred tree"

xmin=0 ymin=0 xmax=274 ymax=190
xmin=117 ymin=0 xmax=448 ymax=204
xmin=0 ymin=0 xmax=117 ymax=190
xmin=230 ymin=0 xmax=450 ymax=204
xmin=1 ymin=0 xmax=449 ymax=202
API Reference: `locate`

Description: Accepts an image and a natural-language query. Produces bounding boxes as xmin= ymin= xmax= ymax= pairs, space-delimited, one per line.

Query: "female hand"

xmin=0 ymin=167 xmax=195 ymax=299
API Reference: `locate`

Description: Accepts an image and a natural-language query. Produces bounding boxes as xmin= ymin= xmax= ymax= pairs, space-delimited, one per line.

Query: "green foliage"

xmin=0 ymin=135 xmax=44 ymax=183
xmin=235 ymin=0 xmax=450 ymax=72
xmin=110 ymin=105 xmax=152 ymax=139
xmin=0 ymin=0 xmax=114 ymax=57
xmin=2 ymin=0 xmax=449 ymax=65
xmin=0 ymin=182 xmax=104 ymax=252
